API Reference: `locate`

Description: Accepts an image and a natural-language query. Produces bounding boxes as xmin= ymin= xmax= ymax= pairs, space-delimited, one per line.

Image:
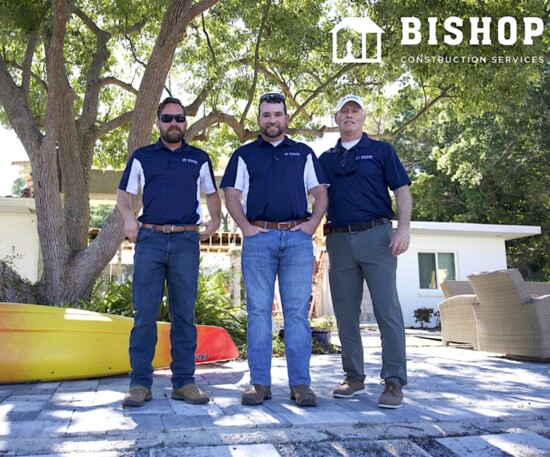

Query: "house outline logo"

xmin=331 ymin=16 xmax=384 ymax=63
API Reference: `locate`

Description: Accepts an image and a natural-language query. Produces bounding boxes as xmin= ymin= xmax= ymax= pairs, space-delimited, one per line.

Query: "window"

xmin=418 ymin=252 xmax=456 ymax=289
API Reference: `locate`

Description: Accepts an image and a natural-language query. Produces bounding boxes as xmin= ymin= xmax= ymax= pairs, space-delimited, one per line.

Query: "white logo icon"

xmin=331 ymin=16 xmax=384 ymax=63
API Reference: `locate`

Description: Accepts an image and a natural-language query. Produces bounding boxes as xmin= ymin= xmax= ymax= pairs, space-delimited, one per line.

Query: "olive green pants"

xmin=326 ymin=222 xmax=407 ymax=386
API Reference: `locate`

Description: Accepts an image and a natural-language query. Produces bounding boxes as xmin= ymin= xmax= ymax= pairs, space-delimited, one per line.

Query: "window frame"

xmin=417 ymin=251 xmax=458 ymax=293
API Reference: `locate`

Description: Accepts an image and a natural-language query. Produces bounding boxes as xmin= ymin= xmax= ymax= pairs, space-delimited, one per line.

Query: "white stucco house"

xmin=0 ymin=197 xmax=42 ymax=282
xmin=0 ymin=193 xmax=541 ymax=328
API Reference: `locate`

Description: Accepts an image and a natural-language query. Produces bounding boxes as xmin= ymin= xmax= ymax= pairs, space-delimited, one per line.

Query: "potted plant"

xmin=310 ymin=315 xmax=336 ymax=344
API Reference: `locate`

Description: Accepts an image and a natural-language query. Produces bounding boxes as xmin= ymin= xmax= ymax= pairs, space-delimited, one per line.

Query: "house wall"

xmin=396 ymin=233 xmax=507 ymax=327
xmin=0 ymin=198 xmax=42 ymax=283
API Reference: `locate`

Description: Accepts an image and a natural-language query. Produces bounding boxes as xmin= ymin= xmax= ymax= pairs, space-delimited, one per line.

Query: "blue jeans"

xmin=129 ymin=228 xmax=199 ymax=389
xmin=241 ymin=229 xmax=313 ymax=387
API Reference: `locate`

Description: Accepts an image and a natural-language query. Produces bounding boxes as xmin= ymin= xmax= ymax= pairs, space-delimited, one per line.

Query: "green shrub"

xmin=272 ymin=330 xmax=286 ymax=357
xmin=413 ymin=307 xmax=434 ymax=328
xmin=76 ymin=267 xmax=247 ymax=354
xmin=77 ymin=280 xmax=134 ymax=317
xmin=90 ymin=204 xmax=115 ymax=229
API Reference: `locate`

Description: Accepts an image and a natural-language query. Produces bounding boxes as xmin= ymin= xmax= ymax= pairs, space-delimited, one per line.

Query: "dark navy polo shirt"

xmin=220 ymin=136 xmax=328 ymax=222
xmin=319 ymin=133 xmax=411 ymax=227
xmin=118 ymin=139 xmax=217 ymax=225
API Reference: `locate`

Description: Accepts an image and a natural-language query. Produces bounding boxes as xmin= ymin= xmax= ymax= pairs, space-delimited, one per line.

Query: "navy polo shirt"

xmin=118 ymin=139 xmax=217 ymax=225
xmin=319 ymin=133 xmax=411 ymax=227
xmin=220 ymin=136 xmax=328 ymax=222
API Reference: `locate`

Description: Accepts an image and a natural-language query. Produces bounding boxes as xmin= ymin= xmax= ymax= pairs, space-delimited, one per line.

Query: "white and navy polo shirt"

xmin=118 ymin=139 xmax=217 ymax=225
xmin=319 ymin=133 xmax=411 ymax=227
xmin=220 ymin=136 xmax=328 ymax=222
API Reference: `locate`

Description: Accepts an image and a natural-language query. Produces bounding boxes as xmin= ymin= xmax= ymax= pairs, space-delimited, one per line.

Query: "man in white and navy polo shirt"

xmin=221 ymin=93 xmax=328 ymax=408
xmin=117 ymin=97 xmax=221 ymax=408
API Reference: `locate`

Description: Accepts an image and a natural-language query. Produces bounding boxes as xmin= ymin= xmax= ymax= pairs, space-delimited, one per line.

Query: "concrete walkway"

xmin=1 ymin=329 xmax=549 ymax=456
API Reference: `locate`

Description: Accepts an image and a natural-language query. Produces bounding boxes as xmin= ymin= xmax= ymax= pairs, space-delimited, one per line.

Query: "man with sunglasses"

xmin=117 ymin=97 xmax=221 ymax=407
xmin=319 ymin=94 xmax=412 ymax=409
xmin=221 ymin=93 xmax=328 ymax=407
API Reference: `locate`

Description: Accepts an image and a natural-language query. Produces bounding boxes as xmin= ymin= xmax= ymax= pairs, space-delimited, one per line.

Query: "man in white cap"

xmin=319 ymin=94 xmax=412 ymax=409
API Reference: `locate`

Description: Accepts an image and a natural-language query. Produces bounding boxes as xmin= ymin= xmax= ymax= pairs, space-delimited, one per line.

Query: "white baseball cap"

xmin=336 ymin=94 xmax=365 ymax=113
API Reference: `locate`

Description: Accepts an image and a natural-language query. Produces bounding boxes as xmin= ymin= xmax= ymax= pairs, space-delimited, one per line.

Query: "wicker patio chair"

xmin=527 ymin=282 xmax=550 ymax=297
xmin=440 ymin=280 xmax=474 ymax=299
xmin=438 ymin=280 xmax=478 ymax=348
xmin=438 ymin=294 xmax=478 ymax=348
xmin=467 ymin=269 xmax=550 ymax=359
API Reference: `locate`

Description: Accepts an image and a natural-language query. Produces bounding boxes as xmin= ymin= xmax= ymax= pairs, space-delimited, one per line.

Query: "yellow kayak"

xmin=0 ymin=303 xmax=238 ymax=384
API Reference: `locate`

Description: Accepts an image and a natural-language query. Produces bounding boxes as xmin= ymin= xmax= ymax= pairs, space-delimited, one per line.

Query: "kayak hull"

xmin=0 ymin=303 xmax=238 ymax=384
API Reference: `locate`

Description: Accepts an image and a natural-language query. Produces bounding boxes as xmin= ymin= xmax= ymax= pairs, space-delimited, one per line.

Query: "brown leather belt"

xmin=141 ymin=223 xmax=199 ymax=233
xmin=327 ymin=218 xmax=390 ymax=233
xmin=249 ymin=218 xmax=309 ymax=230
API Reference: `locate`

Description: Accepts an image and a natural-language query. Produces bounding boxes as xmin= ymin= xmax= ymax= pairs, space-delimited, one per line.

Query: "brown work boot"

xmin=290 ymin=384 xmax=317 ymax=407
xmin=172 ymin=384 xmax=209 ymax=404
xmin=123 ymin=385 xmax=152 ymax=407
xmin=378 ymin=380 xmax=403 ymax=409
xmin=241 ymin=384 xmax=272 ymax=406
xmin=332 ymin=376 xmax=366 ymax=398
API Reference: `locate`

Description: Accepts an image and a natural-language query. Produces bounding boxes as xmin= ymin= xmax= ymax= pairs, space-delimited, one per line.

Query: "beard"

xmin=160 ymin=126 xmax=184 ymax=144
xmin=260 ymin=124 xmax=284 ymax=138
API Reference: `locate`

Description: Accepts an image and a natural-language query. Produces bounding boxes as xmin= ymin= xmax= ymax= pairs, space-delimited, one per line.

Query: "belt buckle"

xmin=162 ymin=225 xmax=174 ymax=233
xmin=348 ymin=224 xmax=358 ymax=234
xmin=278 ymin=221 xmax=289 ymax=230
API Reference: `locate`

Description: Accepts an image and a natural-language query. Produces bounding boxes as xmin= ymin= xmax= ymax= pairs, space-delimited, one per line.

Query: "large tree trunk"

xmin=0 ymin=0 xmax=219 ymax=306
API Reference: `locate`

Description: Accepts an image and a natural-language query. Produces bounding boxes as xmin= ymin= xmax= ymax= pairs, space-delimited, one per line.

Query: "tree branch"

xmin=289 ymin=62 xmax=362 ymax=123
xmin=186 ymin=110 xmax=252 ymax=142
xmin=45 ymin=0 xmax=76 ymax=132
xmin=0 ymin=56 xmax=43 ymax=157
xmin=188 ymin=0 xmax=221 ymax=22
xmin=127 ymin=0 xmax=222 ymax=154
xmin=238 ymin=59 xmax=313 ymax=121
xmin=201 ymin=12 xmax=217 ymax=66
xmin=5 ymin=60 xmax=48 ymax=92
xmin=124 ymin=29 xmax=147 ymax=68
xmin=21 ymin=29 xmax=40 ymax=99
xmin=126 ymin=17 xmax=148 ymax=34
xmin=186 ymin=77 xmax=217 ymax=116
xmin=92 ymin=111 xmax=134 ymax=142
xmin=386 ymin=85 xmax=453 ymax=139
xmin=184 ymin=110 xmax=395 ymax=145
xmin=73 ymin=7 xmax=103 ymax=35
xmin=303 ymin=71 xmax=323 ymax=86
xmin=99 ymin=76 xmax=139 ymax=95
xmin=240 ymin=0 xmax=271 ymax=124
xmin=74 ymin=7 xmax=112 ymax=159
xmin=119 ymin=15 xmax=149 ymax=69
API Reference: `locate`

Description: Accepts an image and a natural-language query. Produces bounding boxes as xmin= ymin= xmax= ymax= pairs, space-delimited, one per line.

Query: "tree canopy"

xmin=0 ymin=0 xmax=548 ymax=304
xmin=400 ymin=66 xmax=550 ymax=279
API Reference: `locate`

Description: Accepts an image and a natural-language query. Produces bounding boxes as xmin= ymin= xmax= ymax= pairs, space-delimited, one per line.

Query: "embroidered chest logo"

xmin=356 ymin=155 xmax=374 ymax=160
xmin=181 ymin=158 xmax=199 ymax=165
xmin=284 ymin=152 xmax=301 ymax=157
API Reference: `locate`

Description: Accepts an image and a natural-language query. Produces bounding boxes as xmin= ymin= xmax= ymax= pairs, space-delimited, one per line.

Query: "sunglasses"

xmin=332 ymin=147 xmax=357 ymax=175
xmin=259 ymin=93 xmax=285 ymax=103
xmin=159 ymin=114 xmax=186 ymax=123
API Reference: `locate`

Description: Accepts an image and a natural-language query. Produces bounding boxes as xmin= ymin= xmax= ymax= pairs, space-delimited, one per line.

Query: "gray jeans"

xmin=326 ymin=222 xmax=407 ymax=386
